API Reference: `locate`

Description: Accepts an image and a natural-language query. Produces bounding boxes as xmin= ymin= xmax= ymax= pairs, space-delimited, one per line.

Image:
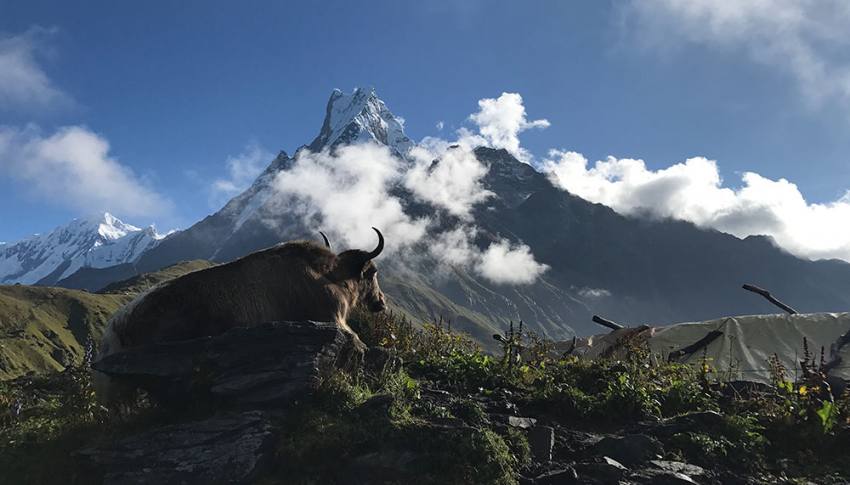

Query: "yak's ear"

xmin=360 ymin=263 xmax=377 ymax=279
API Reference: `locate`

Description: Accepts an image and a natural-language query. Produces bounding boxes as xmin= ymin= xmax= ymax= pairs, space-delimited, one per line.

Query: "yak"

xmin=94 ymin=228 xmax=387 ymax=403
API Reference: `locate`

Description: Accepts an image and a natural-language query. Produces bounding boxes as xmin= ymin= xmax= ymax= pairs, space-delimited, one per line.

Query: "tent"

xmin=559 ymin=313 xmax=850 ymax=385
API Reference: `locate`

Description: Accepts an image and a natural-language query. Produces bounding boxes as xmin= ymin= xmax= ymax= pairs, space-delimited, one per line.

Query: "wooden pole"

xmin=667 ymin=330 xmax=724 ymax=362
xmin=742 ymin=284 xmax=797 ymax=315
xmin=592 ymin=314 xmax=624 ymax=331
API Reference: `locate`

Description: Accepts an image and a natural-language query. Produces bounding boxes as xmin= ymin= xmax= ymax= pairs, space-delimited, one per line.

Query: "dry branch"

xmin=742 ymin=284 xmax=797 ymax=314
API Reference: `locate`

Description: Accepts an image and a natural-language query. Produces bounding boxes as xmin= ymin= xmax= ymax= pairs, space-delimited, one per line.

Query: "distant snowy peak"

xmin=308 ymin=87 xmax=413 ymax=157
xmin=0 ymin=213 xmax=165 ymax=285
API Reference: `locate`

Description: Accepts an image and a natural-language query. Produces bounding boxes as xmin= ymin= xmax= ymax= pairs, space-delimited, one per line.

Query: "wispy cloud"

xmin=622 ymin=0 xmax=850 ymax=110
xmin=0 ymin=125 xmax=172 ymax=219
xmin=0 ymin=27 xmax=72 ymax=112
xmin=211 ymin=142 xmax=274 ymax=206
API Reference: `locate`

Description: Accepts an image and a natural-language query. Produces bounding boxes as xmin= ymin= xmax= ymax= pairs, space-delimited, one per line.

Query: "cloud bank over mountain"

xmin=270 ymin=139 xmax=549 ymax=285
xmin=541 ymin=150 xmax=850 ymax=262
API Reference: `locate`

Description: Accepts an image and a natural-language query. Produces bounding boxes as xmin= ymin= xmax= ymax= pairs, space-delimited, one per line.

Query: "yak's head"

xmin=330 ymin=227 xmax=387 ymax=313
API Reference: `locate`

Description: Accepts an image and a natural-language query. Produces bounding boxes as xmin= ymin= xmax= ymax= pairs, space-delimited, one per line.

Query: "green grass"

xmin=1 ymin=308 xmax=849 ymax=484
xmin=0 ymin=260 xmax=215 ymax=380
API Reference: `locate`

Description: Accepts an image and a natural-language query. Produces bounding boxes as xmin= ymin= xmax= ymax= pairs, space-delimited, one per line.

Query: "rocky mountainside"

xmin=0 ymin=213 xmax=164 ymax=287
xmin=50 ymin=88 xmax=850 ymax=339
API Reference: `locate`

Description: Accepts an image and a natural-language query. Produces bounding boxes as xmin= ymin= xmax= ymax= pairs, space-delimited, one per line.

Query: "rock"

xmin=528 ymin=425 xmax=555 ymax=462
xmin=535 ymin=466 xmax=579 ymax=484
xmin=507 ymin=416 xmax=538 ymax=429
xmin=589 ymin=433 xmax=662 ymax=466
xmin=553 ymin=427 xmax=604 ymax=461
xmin=78 ymin=411 xmax=275 ymax=485
xmin=573 ymin=456 xmax=628 ymax=483
xmin=636 ymin=469 xmax=699 ymax=485
xmin=648 ymin=460 xmax=706 ymax=477
xmin=92 ymin=321 xmax=365 ymax=407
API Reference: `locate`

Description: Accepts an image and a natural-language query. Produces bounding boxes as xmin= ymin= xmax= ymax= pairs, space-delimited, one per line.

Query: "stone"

xmin=528 ymin=425 xmax=555 ymax=462
xmin=589 ymin=433 xmax=662 ymax=466
xmin=638 ymin=470 xmax=699 ymax=485
xmin=535 ymin=467 xmax=579 ymax=484
xmin=78 ymin=411 xmax=275 ymax=485
xmin=573 ymin=456 xmax=628 ymax=482
xmin=553 ymin=427 xmax=604 ymax=461
xmin=507 ymin=416 xmax=538 ymax=429
xmin=92 ymin=321 xmax=365 ymax=408
xmin=648 ymin=460 xmax=706 ymax=477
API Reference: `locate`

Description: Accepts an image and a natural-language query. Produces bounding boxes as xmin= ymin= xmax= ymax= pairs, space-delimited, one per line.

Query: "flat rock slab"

xmin=93 ymin=321 xmax=365 ymax=407
xmin=79 ymin=411 xmax=275 ymax=485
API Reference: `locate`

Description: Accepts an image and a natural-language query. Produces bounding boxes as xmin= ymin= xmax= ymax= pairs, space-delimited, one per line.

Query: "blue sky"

xmin=1 ymin=0 xmax=849 ymax=251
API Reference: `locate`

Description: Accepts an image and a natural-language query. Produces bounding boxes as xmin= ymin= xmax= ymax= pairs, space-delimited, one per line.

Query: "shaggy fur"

xmin=94 ymin=240 xmax=386 ymax=403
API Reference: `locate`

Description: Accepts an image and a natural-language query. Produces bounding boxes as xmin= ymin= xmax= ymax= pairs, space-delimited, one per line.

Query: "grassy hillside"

xmin=0 ymin=260 xmax=214 ymax=380
xmin=1 ymin=312 xmax=848 ymax=484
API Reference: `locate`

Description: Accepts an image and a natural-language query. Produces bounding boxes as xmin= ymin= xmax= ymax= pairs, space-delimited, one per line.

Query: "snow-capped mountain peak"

xmin=0 ymin=213 xmax=165 ymax=285
xmin=307 ymin=87 xmax=413 ymax=156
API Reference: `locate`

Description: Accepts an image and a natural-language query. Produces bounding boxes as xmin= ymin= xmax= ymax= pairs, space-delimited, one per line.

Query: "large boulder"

xmin=79 ymin=411 xmax=275 ymax=485
xmin=92 ymin=321 xmax=365 ymax=408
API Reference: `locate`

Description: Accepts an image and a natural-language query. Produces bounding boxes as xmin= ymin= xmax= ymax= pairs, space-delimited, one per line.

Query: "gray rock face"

xmin=79 ymin=411 xmax=275 ymax=485
xmin=534 ymin=467 xmax=579 ymax=484
xmin=92 ymin=321 xmax=365 ymax=408
xmin=529 ymin=425 xmax=555 ymax=463
xmin=573 ymin=456 xmax=628 ymax=483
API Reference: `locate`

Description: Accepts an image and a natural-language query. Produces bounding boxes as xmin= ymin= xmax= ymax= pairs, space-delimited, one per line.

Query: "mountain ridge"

xmin=0 ymin=213 xmax=164 ymax=286
xmin=28 ymin=88 xmax=850 ymax=339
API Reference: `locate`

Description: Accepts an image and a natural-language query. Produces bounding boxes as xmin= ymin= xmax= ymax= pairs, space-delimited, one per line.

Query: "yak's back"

xmin=112 ymin=241 xmax=336 ymax=348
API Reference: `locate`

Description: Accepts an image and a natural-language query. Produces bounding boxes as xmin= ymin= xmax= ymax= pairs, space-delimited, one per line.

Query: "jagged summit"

xmin=307 ymin=87 xmax=413 ymax=156
xmin=0 ymin=213 xmax=164 ymax=285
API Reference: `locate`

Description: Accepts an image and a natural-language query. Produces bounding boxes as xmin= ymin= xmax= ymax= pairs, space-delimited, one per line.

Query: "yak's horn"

xmin=366 ymin=227 xmax=384 ymax=260
xmin=319 ymin=231 xmax=331 ymax=249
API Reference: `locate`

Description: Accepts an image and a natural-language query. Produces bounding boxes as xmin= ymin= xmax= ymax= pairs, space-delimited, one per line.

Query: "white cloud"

xmin=0 ymin=27 xmax=71 ymax=112
xmin=404 ymin=144 xmax=493 ymax=220
xmin=269 ymin=141 xmax=548 ymax=285
xmin=542 ymin=149 xmax=850 ymax=262
xmin=211 ymin=142 xmax=273 ymax=205
xmin=0 ymin=125 xmax=172 ymax=218
xmin=272 ymin=143 xmax=429 ymax=252
xmin=436 ymin=121 xmax=444 ymax=131
xmin=475 ymin=240 xmax=550 ymax=285
xmin=469 ymin=92 xmax=549 ymax=163
xmin=623 ymin=0 xmax=850 ymax=109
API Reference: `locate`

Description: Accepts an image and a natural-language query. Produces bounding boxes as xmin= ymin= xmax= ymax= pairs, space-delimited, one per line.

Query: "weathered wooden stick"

xmin=592 ymin=314 xmax=624 ymax=331
xmin=667 ymin=330 xmax=724 ymax=362
xmin=742 ymin=284 xmax=797 ymax=314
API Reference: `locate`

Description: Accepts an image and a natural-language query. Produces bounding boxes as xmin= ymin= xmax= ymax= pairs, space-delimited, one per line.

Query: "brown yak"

xmin=94 ymin=228 xmax=387 ymax=402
